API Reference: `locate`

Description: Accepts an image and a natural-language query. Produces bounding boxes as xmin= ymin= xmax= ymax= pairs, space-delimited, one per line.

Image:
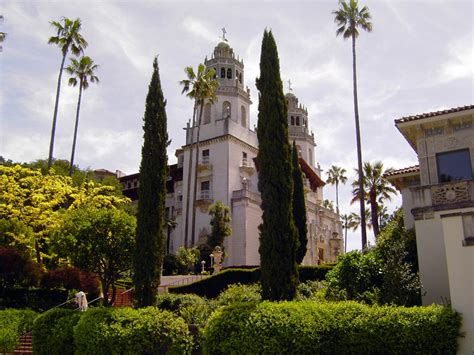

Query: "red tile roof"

xmin=299 ymin=157 xmax=325 ymax=189
xmin=395 ymin=105 xmax=474 ymax=124
xmin=384 ymin=165 xmax=420 ymax=178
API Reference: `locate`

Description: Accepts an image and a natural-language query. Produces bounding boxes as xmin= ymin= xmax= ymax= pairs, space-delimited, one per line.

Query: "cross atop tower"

xmin=221 ymin=27 xmax=227 ymax=42
xmin=288 ymin=79 xmax=293 ymax=92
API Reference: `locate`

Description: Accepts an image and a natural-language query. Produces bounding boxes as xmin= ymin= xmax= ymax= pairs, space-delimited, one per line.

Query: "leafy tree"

xmin=47 ymin=17 xmax=88 ymax=169
xmin=180 ymin=64 xmax=218 ymax=247
xmin=292 ymin=142 xmax=307 ymax=264
xmin=24 ymin=158 xmax=94 ymax=186
xmin=0 ymin=15 xmax=5 ymax=52
xmin=133 ymin=57 xmax=168 ymax=307
xmin=65 ymin=56 xmax=99 ymax=176
xmin=52 ymin=206 xmax=136 ymax=306
xmin=0 ymin=165 xmax=129 ymax=264
xmin=256 ymin=30 xmax=298 ymax=301
xmin=333 ymin=0 xmax=372 ymax=251
xmin=0 ymin=248 xmax=43 ymax=288
xmin=175 ymin=247 xmax=200 ymax=275
xmin=207 ymin=201 xmax=232 ymax=251
xmin=352 ymin=161 xmax=396 ymax=238
xmin=326 ymin=165 xmax=347 ymax=213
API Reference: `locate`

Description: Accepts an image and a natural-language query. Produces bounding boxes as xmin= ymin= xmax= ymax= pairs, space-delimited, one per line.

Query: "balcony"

xmin=239 ymin=158 xmax=255 ymax=175
xmin=198 ymin=156 xmax=212 ymax=173
xmin=198 ymin=190 xmax=212 ymax=200
xmin=410 ymin=179 xmax=474 ymax=217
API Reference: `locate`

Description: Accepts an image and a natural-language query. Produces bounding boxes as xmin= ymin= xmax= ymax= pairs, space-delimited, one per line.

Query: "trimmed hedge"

xmin=156 ymin=293 xmax=207 ymax=312
xmin=169 ymin=268 xmax=260 ymax=298
xmin=0 ymin=309 xmax=37 ymax=352
xmin=170 ymin=265 xmax=332 ymax=298
xmin=32 ymin=308 xmax=81 ymax=355
xmin=74 ymin=307 xmax=193 ymax=354
xmin=202 ymin=301 xmax=462 ymax=354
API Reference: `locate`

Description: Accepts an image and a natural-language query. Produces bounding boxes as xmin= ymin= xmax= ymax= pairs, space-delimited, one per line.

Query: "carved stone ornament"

xmin=432 ymin=181 xmax=469 ymax=205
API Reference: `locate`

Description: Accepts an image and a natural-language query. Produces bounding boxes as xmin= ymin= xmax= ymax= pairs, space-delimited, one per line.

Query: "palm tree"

xmin=0 ymin=15 xmax=6 ymax=52
xmin=352 ymin=161 xmax=396 ymax=238
xmin=322 ymin=199 xmax=335 ymax=212
xmin=341 ymin=213 xmax=358 ymax=253
xmin=47 ymin=17 xmax=88 ymax=170
xmin=326 ymin=165 xmax=348 ymax=213
xmin=65 ymin=56 xmax=99 ymax=176
xmin=180 ymin=64 xmax=218 ymax=247
xmin=333 ymin=0 xmax=372 ymax=251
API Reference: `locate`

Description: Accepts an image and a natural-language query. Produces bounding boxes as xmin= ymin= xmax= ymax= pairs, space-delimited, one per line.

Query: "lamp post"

xmin=209 ymin=253 xmax=214 ymax=268
xmin=201 ymin=260 xmax=206 ymax=273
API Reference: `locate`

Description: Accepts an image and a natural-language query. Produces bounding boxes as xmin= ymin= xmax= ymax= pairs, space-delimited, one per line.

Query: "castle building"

xmin=121 ymin=39 xmax=343 ymax=266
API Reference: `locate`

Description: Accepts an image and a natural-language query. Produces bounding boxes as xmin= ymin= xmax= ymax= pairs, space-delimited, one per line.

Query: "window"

xmin=223 ymin=101 xmax=231 ymax=119
xmin=204 ymin=103 xmax=211 ymax=124
xmin=436 ymin=149 xmax=473 ymax=182
xmin=462 ymin=214 xmax=474 ymax=246
xmin=202 ymin=149 xmax=210 ymax=164
xmin=239 ymin=72 xmax=242 ymax=83
xmin=241 ymin=106 xmax=247 ymax=127
xmin=220 ymin=68 xmax=225 ymax=78
xmin=308 ymin=148 xmax=313 ymax=165
xmin=242 ymin=152 xmax=248 ymax=166
xmin=296 ymin=116 xmax=300 ymax=126
xmin=200 ymin=180 xmax=211 ymax=199
xmin=227 ymin=68 xmax=232 ymax=79
xmin=291 ymin=116 xmax=295 ymax=125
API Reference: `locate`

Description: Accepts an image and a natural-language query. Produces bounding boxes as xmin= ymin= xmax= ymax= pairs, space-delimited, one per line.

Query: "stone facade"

xmin=121 ymin=40 xmax=343 ymax=266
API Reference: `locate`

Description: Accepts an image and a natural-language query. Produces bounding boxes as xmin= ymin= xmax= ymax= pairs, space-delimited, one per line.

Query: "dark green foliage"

xmin=292 ymin=142 xmax=307 ymax=264
xmin=156 ymin=293 xmax=207 ymax=312
xmin=134 ymin=57 xmax=169 ymax=307
xmin=207 ymin=201 xmax=232 ymax=251
xmin=41 ymin=267 xmax=100 ymax=297
xmin=169 ymin=268 xmax=260 ymax=298
xmin=298 ymin=265 xmax=333 ymax=282
xmin=170 ymin=265 xmax=331 ymax=298
xmin=256 ymin=29 xmax=298 ymax=301
xmin=326 ymin=250 xmax=382 ymax=302
xmin=202 ymin=301 xmax=462 ymax=354
xmin=0 ymin=309 xmax=37 ymax=352
xmin=32 ymin=308 xmax=81 ymax=355
xmin=74 ymin=307 xmax=193 ymax=354
xmin=0 ymin=288 xmax=68 ymax=311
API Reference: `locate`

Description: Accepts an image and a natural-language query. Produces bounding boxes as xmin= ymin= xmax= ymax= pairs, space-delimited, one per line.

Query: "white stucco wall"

xmin=414 ymin=218 xmax=451 ymax=305
xmin=441 ymin=212 xmax=474 ymax=355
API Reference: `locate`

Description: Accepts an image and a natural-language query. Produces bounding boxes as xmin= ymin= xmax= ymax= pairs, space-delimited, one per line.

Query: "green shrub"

xmin=216 ymin=283 xmax=261 ymax=305
xmin=74 ymin=307 xmax=193 ymax=354
xmin=202 ymin=301 xmax=462 ymax=354
xmin=295 ymin=280 xmax=326 ymax=301
xmin=156 ymin=293 xmax=207 ymax=312
xmin=298 ymin=265 xmax=333 ymax=282
xmin=33 ymin=308 xmax=81 ymax=355
xmin=169 ymin=268 xmax=260 ymax=298
xmin=0 ymin=309 xmax=37 ymax=352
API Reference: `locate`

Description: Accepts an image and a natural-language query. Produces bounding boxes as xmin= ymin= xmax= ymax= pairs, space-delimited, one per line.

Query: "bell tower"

xmin=286 ymin=90 xmax=316 ymax=167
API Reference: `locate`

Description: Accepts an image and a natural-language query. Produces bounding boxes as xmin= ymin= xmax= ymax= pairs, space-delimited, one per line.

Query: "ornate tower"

xmin=286 ymin=91 xmax=316 ymax=168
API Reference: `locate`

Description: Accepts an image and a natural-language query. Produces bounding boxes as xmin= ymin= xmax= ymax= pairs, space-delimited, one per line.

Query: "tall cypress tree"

xmin=133 ymin=57 xmax=168 ymax=307
xmin=292 ymin=142 xmax=308 ymax=264
xmin=256 ymin=30 xmax=298 ymax=301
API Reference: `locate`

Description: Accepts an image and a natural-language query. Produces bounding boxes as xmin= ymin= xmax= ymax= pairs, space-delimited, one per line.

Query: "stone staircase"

xmin=112 ymin=288 xmax=133 ymax=307
xmin=10 ymin=332 xmax=32 ymax=354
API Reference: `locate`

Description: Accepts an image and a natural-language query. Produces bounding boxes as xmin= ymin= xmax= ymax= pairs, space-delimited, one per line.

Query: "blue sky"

xmin=1 ymin=0 xmax=472 ymax=250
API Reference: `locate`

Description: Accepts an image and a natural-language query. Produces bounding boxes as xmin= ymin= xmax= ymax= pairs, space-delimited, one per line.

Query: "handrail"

xmin=74 ymin=295 xmax=103 ymax=311
xmin=47 ymin=297 xmax=76 ymax=311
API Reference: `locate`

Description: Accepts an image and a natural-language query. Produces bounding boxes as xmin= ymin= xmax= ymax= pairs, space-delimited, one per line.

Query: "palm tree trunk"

xmin=335 ymin=180 xmax=339 ymax=213
xmin=352 ymin=33 xmax=367 ymax=251
xmin=69 ymin=83 xmax=83 ymax=176
xmin=369 ymin=189 xmax=379 ymax=238
xmin=48 ymin=51 xmax=68 ymax=170
xmin=184 ymin=101 xmax=197 ymax=247
xmin=344 ymin=224 xmax=347 ymax=254
xmin=190 ymin=102 xmax=205 ymax=245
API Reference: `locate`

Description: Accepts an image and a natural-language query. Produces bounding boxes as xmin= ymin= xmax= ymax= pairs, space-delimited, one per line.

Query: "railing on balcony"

xmin=200 ymin=156 xmax=210 ymax=165
xmin=410 ymin=179 xmax=474 ymax=211
xmin=198 ymin=190 xmax=212 ymax=200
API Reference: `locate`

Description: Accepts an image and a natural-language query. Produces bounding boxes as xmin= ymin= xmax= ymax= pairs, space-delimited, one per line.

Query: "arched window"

xmin=220 ymin=68 xmax=225 ymax=78
xmin=241 ymin=106 xmax=247 ymax=127
xmin=239 ymin=72 xmax=242 ymax=83
xmin=203 ymin=103 xmax=211 ymax=124
xmin=296 ymin=116 xmax=300 ymax=126
xmin=308 ymin=148 xmax=313 ymax=165
xmin=227 ymin=68 xmax=232 ymax=79
xmin=291 ymin=116 xmax=295 ymax=125
xmin=223 ymin=101 xmax=231 ymax=119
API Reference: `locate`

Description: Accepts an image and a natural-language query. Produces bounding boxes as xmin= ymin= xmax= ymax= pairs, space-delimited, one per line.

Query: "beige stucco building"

xmin=121 ymin=39 xmax=343 ymax=267
xmin=386 ymin=105 xmax=473 ymax=354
